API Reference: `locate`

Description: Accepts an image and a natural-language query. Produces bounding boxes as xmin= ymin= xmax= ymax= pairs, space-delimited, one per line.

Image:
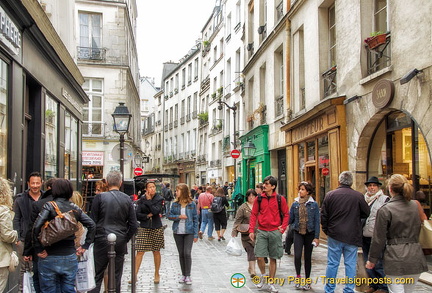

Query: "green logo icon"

xmin=230 ymin=273 xmax=246 ymax=288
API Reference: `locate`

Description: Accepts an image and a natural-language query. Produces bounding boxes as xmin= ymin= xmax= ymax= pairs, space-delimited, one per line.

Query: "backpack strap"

xmin=257 ymin=194 xmax=284 ymax=224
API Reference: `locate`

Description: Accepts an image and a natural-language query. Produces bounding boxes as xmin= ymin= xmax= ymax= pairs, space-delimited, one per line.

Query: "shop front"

xmin=178 ymin=162 xmax=196 ymax=186
xmin=240 ymin=125 xmax=270 ymax=196
xmin=282 ymin=97 xmax=347 ymax=206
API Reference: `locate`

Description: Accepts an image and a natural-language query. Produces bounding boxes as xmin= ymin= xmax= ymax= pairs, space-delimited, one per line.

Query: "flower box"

xmin=365 ymin=34 xmax=387 ymax=50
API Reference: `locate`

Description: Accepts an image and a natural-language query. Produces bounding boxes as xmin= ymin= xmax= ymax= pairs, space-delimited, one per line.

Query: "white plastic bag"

xmin=23 ymin=271 xmax=36 ymax=293
xmin=225 ymin=237 xmax=243 ymax=256
xmin=76 ymin=244 xmax=96 ymax=292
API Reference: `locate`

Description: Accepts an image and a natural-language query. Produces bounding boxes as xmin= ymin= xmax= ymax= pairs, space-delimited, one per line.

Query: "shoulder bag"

xmin=38 ymin=201 xmax=78 ymax=247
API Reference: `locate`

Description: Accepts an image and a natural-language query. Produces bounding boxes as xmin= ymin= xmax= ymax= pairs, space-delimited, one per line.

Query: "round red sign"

xmin=322 ymin=168 xmax=329 ymax=176
xmin=134 ymin=167 xmax=144 ymax=176
xmin=230 ymin=149 xmax=241 ymax=159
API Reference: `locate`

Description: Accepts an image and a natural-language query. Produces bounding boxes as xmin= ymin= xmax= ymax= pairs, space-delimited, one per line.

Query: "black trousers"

xmin=173 ymin=234 xmax=194 ymax=276
xmin=293 ymin=230 xmax=315 ymax=278
xmin=213 ymin=210 xmax=227 ymax=230
xmin=89 ymin=238 xmax=128 ymax=293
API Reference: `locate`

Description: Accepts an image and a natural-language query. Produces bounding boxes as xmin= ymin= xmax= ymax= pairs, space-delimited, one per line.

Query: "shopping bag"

xmin=419 ymin=220 xmax=432 ymax=249
xmin=8 ymin=250 xmax=19 ymax=272
xmin=23 ymin=271 xmax=36 ymax=293
xmin=225 ymin=237 xmax=243 ymax=256
xmin=76 ymin=244 xmax=96 ymax=292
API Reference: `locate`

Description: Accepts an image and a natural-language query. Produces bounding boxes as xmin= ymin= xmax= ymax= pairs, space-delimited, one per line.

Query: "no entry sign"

xmin=134 ymin=167 xmax=144 ymax=176
xmin=230 ymin=149 xmax=241 ymax=159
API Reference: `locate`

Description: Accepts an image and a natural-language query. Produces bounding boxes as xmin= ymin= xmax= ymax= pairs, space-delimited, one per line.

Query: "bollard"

xmin=107 ymin=233 xmax=117 ymax=293
xmin=131 ymin=234 xmax=136 ymax=293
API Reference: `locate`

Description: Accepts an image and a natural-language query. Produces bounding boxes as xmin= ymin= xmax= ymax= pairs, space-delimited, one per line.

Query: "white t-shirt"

xmin=177 ymin=206 xmax=186 ymax=234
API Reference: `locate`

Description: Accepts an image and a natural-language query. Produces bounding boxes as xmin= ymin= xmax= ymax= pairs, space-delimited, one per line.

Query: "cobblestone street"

xmin=119 ymin=217 xmax=432 ymax=292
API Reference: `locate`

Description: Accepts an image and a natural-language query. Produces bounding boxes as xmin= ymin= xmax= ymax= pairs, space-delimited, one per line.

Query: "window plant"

xmin=364 ymin=31 xmax=387 ymax=49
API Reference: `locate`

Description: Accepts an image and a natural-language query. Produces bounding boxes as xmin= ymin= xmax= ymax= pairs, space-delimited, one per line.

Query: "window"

xmin=83 ymin=79 xmax=104 ymax=136
xmin=329 ymin=5 xmax=336 ymax=67
xmin=322 ymin=5 xmax=337 ymax=97
xmin=0 ymin=60 xmax=7 ymax=178
xmin=293 ymin=27 xmax=305 ymax=111
xmin=374 ymin=0 xmax=387 ymax=32
xmin=45 ymin=95 xmax=58 ymax=179
xmin=64 ymin=112 xmax=78 ymax=184
xmin=78 ymin=12 xmax=103 ymax=60
xmin=182 ymin=68 xmax=186 ymax=89
xmin=194 ymin=58 xmax=199 ymax=80
xmin=274 ymin=49 xmax=284 ymax=117
xmin=188 ymin=63 xmax=192 ymax=85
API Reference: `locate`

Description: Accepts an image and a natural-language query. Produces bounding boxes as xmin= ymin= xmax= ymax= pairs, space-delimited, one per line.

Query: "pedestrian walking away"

xmin=366 ymin=174 xmax=428 ymax=293
xmin=167 ymin=183 xmax=199 ymax=285
xmin=249 ymin=175 xmax=289 ymax=293
xmin=89 ymin=170 xmax=138 ymax=293
xmin=212 ymin=187 xmax=229 ymax=241
xmin=321 ymin=171 xmax=370 ymax=293
xmin=289 ymin=181 xmax=320 ymax=291
xmin=197 ymin=186 xmax=215 ymax=240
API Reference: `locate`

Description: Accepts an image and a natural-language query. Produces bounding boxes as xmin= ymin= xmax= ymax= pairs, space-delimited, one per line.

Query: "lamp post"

xmin=111 ymin=103 xmax=132 ymax=190
xmin=242 ymin=140 xmax=256 ymax=158
xmin=217 ymin=99 xmax=238 ymax=185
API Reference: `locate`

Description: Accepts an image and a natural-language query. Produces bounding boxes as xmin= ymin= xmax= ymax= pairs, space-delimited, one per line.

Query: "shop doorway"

xmin=368 ymin=111 xmax=432 ymax=217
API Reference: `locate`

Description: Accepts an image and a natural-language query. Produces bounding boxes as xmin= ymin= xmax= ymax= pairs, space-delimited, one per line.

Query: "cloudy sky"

xmin=136 ymin=1 xmax=216 ymax=87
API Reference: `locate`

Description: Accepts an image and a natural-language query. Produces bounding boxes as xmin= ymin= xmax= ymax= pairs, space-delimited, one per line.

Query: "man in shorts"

xmin=249 ymin=175 xmax=289 ymax=293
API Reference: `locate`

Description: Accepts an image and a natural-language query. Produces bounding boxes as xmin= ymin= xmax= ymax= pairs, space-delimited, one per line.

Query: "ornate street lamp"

xmin=217 ymin=99 xmax=238 ymax=185
xmin=111 ymin=102 xmax=132 ymax=187
xmin=242 ymin=140 xmax=256 ymax=158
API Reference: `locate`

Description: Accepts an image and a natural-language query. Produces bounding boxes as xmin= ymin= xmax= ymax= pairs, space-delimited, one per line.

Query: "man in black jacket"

xmin=13 ymin=172 xmax=44 ymax=293
xmin=89 ymin=170 xmax=138 ymax=293
xmin=321 ymin=171 xmax=369 ymax=293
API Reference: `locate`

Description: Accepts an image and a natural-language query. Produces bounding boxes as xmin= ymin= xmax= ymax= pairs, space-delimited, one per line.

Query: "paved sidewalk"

xmin=118 ymin=217 xmax=431 ymax=292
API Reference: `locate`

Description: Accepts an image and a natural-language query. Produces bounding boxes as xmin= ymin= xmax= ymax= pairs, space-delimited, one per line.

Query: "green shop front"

xmin=239 ymin=125 xmax=271 ymax=195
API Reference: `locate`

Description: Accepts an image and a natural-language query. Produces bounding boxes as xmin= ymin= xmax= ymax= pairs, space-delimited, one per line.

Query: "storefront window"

xmin=368 ymin=111 xmax=432 ymax=217
xmin=318 ymin=136 xmax=330 ymax=204
xmin=0 ymin=60 xmax=7 ymax=178
xmin=64 ymin=112 xmax=78 ymax=186
xmin=299 ymin=144 xmax=305 ymax=181
xmin=45 ymin=96 xmax=58 ymax=179
xmin=307 ymin=141 xmax=316 ymax=161
xmin=255 ymin=162 xmax=263 ymax=184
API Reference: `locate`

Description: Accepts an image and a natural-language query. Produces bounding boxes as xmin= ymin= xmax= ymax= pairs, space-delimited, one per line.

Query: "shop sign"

xmin=372 ymin=79 xmax=395 ymax=109
xmin=292 ymin=116 xmax=325 ymax=143
xmin=82 ymin=151 xmax=104 ymax=166
xmin=0 ymin=7 xmax=21 ymax=55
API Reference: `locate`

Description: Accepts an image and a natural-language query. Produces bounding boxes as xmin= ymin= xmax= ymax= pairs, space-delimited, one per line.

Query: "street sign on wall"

xmin=134 ymin=167 xmax=144 ymax=176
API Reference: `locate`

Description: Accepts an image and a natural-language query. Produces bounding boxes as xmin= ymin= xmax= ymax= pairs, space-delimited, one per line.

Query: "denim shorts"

xmin=254 ymin=229 xmax=283 ymax=259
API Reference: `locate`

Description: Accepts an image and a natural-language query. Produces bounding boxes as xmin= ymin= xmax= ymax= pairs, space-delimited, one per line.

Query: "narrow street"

xmin=120 ymin=217 xmax=431 ymax=292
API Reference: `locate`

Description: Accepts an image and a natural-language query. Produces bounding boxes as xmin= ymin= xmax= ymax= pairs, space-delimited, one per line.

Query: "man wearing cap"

xmin=362 ymin=176 xmax=389 ymax=293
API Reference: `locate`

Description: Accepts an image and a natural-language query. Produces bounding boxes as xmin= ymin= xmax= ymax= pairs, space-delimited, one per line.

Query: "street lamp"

xmin=111 ymin=102 xmax=132 ymax=187
xmin=217 ymin=99 xmax=238 ymax=185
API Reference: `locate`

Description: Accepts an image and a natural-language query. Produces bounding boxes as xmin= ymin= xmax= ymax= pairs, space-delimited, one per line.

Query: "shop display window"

xmin=0 ymin=60 xmax=7 ymax=178
xmin=45 ymin=95 xmax=58 ymax=179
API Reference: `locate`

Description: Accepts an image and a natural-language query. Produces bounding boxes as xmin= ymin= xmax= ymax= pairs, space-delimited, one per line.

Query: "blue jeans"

xmin=324 ymin=237 xmax=358 ymax=293
xmin=200 ymin=209 xmax=214 ymax=237
xmin=362 ymin=236 xmax=388 ymax=291
xmin=38 ymin=253 xmax=78 ymax=293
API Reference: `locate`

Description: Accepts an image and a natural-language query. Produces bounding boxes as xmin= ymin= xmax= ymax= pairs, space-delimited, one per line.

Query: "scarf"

xmin=364 ymin=193 xmax=378 ymax=205
xmin=298 ymin=197 xmax=308 ymax=235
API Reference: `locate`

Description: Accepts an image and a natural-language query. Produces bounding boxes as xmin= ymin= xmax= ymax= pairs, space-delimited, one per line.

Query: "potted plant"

xmin=217 ymin=86 xmax=223 ymax=96
xmin=364 ymin=31 xmax=387 ymax=49
xmin=211 ymin=92 xmax=217 ymax=100
xmin=198 ymin=112 xmax=208 ymax=123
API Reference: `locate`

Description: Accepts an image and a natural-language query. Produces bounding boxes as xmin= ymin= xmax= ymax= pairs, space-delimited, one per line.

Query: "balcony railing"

xmin=180 ymin=117 xmax=185 ymax=124
xmin=77 ymin=46 xmax=106 ymax=61
xmin=82 ymin=122 xmax=104 ymax=136
xmin=275 ymin=95 xmax=284 ymax=117
xmin=366 ymin=34 xmax=391 ymax=75
xmin=322 ymin=66 xmax=337 ymax=97
xmin=192 ymin=111 xmax=197 ymax=119
xmin=186 ymin=114 xmax=191 ymax=122
xmin=276 ymin=2 xmax=284 ymax=21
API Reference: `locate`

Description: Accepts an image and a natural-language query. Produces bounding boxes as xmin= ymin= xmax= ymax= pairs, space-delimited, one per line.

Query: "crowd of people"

xmin=0 ymin=170 xmax=429 ymax=293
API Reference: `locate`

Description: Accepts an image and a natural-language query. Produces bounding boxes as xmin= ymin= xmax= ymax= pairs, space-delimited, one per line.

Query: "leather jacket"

xmin=33 ymin=198 xmax=95 ymax=255
xmin=136 ymin=194 xmax=164 ymax=229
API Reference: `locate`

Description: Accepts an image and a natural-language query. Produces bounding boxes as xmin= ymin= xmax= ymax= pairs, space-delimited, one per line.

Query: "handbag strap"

xmin=49 ymin=201 xmax=64 ymax=218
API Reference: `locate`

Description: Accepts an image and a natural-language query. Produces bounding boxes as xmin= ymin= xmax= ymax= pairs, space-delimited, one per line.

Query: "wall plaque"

xmin=372 ymin=79 xmax=395 ymax=109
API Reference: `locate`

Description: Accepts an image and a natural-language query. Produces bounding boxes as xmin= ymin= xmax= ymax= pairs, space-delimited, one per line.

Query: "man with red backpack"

xmin=249 ymin=175 xmax=289 ymax=293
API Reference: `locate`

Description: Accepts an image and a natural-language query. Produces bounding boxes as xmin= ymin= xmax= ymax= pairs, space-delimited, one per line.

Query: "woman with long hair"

xmin=231 ymin=189 xmax=258 ymax=278
xmin=366 ymin=174 xmax=428 ymax=292
xmin=213 ymin=187 xmax=229 ymax=241
xmin=167 ymin=183 xmax=198 ymax=284
xmin=289 ymin=181 xmax=320 ymax=290
xmin=133 ymin=181 xmax=164 ymax=284
xmin=0 ymin=177 xmax=18 ymax=292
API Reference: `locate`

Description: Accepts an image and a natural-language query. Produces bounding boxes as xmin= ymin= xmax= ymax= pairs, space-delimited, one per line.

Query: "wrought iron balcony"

xmin=322 ymin=66 xmax=337 ymax=97
xmin=77 ymin=46 xmax=106 ymax=61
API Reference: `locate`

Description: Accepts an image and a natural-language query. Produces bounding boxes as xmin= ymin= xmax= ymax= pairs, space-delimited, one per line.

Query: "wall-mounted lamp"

xmin=400 ymin=68 xmax=422 ymax=85
xmin=343 ymin=95 xmax=361 ymax=105
xmin=242 ymin=140 xmax=256 ymax=158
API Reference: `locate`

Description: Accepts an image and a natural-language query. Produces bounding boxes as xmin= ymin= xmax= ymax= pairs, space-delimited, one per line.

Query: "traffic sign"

xmin=134 ymin=167 xmax=144 ymax=176
xmin=230 ymin=149 xmax=241 ymax=159
xmin=322 ymin=168 xmax=329 ymax=176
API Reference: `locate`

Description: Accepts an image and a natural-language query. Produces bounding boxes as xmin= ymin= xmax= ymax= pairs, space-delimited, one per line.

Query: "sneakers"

xmin=267 ymin=284 xmax=279 ymax=293
xmin=184 ymin=276 xmax=192 ymax=285
xmin=208 ymin=236 xmax=215 ymax=240
xmin=303 ymin=284 xmax=311 ymax=291
xmin=255 ymin=276 xmax=265 ymax=289
xmin=294 ymin=283 xmax=301 ymax=290
xmin=178 ymin=275 xmax=185 ymax=283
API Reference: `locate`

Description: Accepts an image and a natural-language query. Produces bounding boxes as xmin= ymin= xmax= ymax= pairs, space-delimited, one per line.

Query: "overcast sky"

xmin=136 ymin=1 xmax=216 ymax=87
